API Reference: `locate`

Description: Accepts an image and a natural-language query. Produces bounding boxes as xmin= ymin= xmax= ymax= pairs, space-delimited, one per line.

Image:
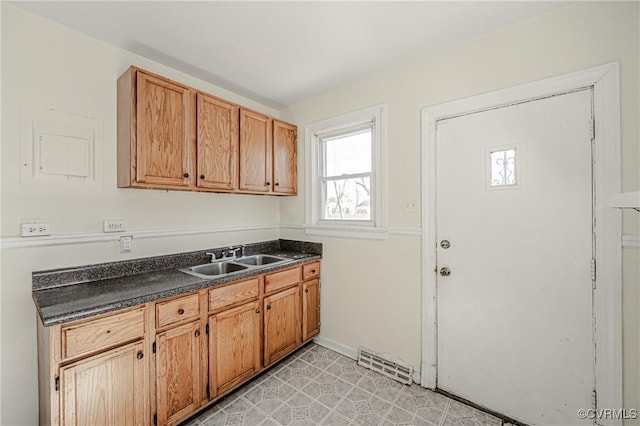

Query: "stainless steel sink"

xmin=178 ymin=253 xmax=289 ymax=279
xmin=234 ymin=254 xmax=287 ymax=266
xmin=179 ymin=261 xmax=248 ymax=278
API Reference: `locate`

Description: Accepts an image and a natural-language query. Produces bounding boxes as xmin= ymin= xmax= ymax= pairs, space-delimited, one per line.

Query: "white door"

xmin=436 ymin=89 xmax=594 ymax=425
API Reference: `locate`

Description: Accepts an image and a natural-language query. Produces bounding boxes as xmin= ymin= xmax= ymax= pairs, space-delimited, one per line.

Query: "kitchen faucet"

xmin=206 ymin=245 xmax=244 ymax=262
xmin=224 ymin=245 xmax=244 ymax=258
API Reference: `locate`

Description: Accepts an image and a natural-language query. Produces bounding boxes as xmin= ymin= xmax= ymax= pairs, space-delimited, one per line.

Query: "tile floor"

xmin=182 ymin=343 xmax=503 ymax=426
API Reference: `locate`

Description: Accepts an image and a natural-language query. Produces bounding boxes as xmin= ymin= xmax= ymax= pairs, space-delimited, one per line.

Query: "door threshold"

xmin=435 ymin=388 xmax=529 ymax=426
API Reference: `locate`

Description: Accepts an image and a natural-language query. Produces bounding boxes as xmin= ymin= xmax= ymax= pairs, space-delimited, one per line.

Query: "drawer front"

xmin=156 ymin=293 xmax=200 ymax=328
xmin=264 ymin=266 xmax=301 ymax=294
xmin=62 ymin=307 xmax=145 ymax=360
xmin=209 ymin=278 xmax=259 ymax=312
xmin=302 ymin=261 xmax=320 ymax=280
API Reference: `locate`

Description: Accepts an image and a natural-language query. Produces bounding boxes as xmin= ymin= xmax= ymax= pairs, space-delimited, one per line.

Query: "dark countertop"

xmin=33 ymin=240 xmax=321 ymax=326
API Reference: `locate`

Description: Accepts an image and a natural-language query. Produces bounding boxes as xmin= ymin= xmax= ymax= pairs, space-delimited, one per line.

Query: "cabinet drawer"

xmin=209 ymin=278 xmax=259 ymax=312
xmin=264 ymin=266 xmax=300 ymax=294
xmin=302 ymin=261 xmax=320 ymax=280
xmin=156 ymin=293 xmax=200 ymax=328
xmin=61 ymin=307 xmax=145 ymax=360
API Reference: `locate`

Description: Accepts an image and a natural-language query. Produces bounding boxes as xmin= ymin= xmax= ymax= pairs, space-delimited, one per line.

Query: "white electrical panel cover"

xmin=21 ymin=105 xmax=103 ymax=186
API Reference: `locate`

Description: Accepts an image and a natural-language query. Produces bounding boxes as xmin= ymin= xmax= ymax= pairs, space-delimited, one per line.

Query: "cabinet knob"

xmin=255 ymin=309 xmax=260 ymax=314
xmin=311 ymin=270 xmax=316 ymax=273
xmin=305 ymin=288 xmax=309 ymax=293
xmin=136 ymin=352 xmax=144 ymax=360
xmin=266 ymin=181 xmax=271 ymax=186
xmin=275 ymin=182 xmax=280 ymax=186
xmin=195 ymin=330 xmax=201 ymax=337
xmin=178 ymin=308 xmax=185 ymax=315
xmin=200 ymin=175 xmax=205 ymax=179
xmin=183 ymin=173 xmax=189 ymax=178
xmin=266 ymin=304 xmax=271 ymax=310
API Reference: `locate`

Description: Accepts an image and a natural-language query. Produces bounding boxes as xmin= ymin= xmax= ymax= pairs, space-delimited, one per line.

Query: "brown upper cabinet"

xmin=119 ymin=68 xmax=196 ymax=189
xmin=117 ymin=66 xmax=297 ymax=195
xmin=272 ymin=120 xmax=298 ymax=195
xmin=239 ymin=108 xmax=273 ymax=193
xmin=197 ymin=93 xmax=239 ymax=191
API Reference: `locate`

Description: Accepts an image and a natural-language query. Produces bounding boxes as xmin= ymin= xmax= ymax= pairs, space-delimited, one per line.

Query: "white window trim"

xmin=304 ymin=104 xmax=387 ymax=240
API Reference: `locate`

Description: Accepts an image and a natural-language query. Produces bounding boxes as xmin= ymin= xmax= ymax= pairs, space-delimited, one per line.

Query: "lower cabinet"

xmin=39 ymin=260 xmax=320 ymax=426
xmin=156 ymin=320 xmax=203 ymax=425
xmin=208 ymin=300 xmax=262 ymax=397
xmin=264 ymin=285 xmax=301 ymax=366
xmin=302 ymin=278 xmax=320 ymax=342
xmin=60 ymin=340 xmax=148 ymax=426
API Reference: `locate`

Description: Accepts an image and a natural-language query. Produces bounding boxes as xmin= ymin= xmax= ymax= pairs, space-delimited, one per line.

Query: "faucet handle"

xmin=233 ymin=245 xmax=245 ymax=257
xmin=205 ymin=252 xmax=217 ymax=262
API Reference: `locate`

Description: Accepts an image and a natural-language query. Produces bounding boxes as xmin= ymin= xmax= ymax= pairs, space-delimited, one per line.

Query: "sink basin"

xmin=178 ymin=253 xmax=289 ymax=279
xmin=181 ymin=261 xmax=248 ymax=277
xmin=234 ymin=254 xmax=287 ymax=266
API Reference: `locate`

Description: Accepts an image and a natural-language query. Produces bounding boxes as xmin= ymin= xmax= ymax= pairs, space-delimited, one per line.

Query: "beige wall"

xmin=0 ymin=6 xmax=282 ymax=424
xmin=280 ymin=1 xmax=639 ymax=423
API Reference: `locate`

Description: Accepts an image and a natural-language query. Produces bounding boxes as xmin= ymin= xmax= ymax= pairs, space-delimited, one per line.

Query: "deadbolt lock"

xmin=440 ymin=240 xmax=450 ymax=249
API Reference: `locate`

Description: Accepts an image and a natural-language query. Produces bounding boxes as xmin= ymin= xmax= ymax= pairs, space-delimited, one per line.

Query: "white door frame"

xmin=420 ymin=63 xmax=622 ymax=423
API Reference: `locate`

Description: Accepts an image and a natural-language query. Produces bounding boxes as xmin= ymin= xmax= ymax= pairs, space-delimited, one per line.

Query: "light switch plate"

xmin=403 ymin=198 xmax=418 ymax=213
xmin=120 ymin=235 xmax=133 ymax=253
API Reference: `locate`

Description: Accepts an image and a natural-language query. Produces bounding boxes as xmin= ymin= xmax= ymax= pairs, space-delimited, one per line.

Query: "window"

xmin=305 ymin=104 xmax=386 ymax=239
xmin=485 ymin=145 xmax=520 ymax=190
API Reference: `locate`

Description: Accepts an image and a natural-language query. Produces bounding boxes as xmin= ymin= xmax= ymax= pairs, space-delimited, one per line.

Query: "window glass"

xmin=323 ymin=129 xmax=372 ymax=176
xmin=322 ymin=177 xmax=371 ymax=221
xmin=489 ymin=148 xmax=516 ymax=187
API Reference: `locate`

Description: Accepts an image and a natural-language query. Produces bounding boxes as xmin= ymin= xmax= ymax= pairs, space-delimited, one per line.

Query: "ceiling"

xmin=11 ymin=1 xmax=569 ymax=109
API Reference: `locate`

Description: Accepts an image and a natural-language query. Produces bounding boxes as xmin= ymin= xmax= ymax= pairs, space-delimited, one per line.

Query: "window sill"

xmin=303 ymin=224 xmax=388 ymax=240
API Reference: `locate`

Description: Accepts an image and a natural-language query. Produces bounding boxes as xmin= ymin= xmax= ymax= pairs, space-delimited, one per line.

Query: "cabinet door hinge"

xmin=153 ymin=413 xmax=157 ymax=425
xmin=206 ymin=383 xmax=210 ymax=399
xmin=54 ymin=376 xmax=60 ymax=391
xmin=152 ymin=341 xmax=156 ymax=354
xmin=592 ymin=388 xmax=597 ymax=409
xmin=591 ymin=258 xmax=597 ymax=287
xmin=590 ymin=117 xmax=596 ymax=140
xmin=206 ymin=323 xmax=209 ymax=334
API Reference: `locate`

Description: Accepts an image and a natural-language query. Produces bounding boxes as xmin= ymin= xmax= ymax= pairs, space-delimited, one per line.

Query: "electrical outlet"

xmin=120 ymin=235 xmax=133 ymax=253
xmin=103 ymin=220 xmax=126 ymax=233
xmin=21 ymin=222 xmax=51 ymax=237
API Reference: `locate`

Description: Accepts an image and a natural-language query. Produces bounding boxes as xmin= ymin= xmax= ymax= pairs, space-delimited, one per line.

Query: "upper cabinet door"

xmin=239 ymin=108 xmax=272 ymax=193
xmin=196 ymin=94 xmax=239 ymax=191
xmin=136 ymin=71 xmax=194 ymax=187
xmin=272 ymin=120 xmax=297 ymax=195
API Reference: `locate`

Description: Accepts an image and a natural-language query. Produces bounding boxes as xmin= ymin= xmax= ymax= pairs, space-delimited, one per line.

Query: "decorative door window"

xmin=486 ymin=147 xmax=519 ymax=190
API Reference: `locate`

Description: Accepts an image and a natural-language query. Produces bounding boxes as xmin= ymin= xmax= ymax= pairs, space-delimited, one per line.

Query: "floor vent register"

xmin=357 ymin=347 xmax=413 ymax=385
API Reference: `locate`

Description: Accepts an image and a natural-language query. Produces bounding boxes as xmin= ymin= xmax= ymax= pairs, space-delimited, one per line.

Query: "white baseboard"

xmin=312 ymin=335 xmax=358 ymax=360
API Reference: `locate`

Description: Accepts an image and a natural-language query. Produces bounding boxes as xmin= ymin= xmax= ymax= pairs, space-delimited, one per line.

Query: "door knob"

xmin=440 ymin=240 xmax=450 ymax=249
xmin=440 ymin=267 xmax=451 ymax=277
